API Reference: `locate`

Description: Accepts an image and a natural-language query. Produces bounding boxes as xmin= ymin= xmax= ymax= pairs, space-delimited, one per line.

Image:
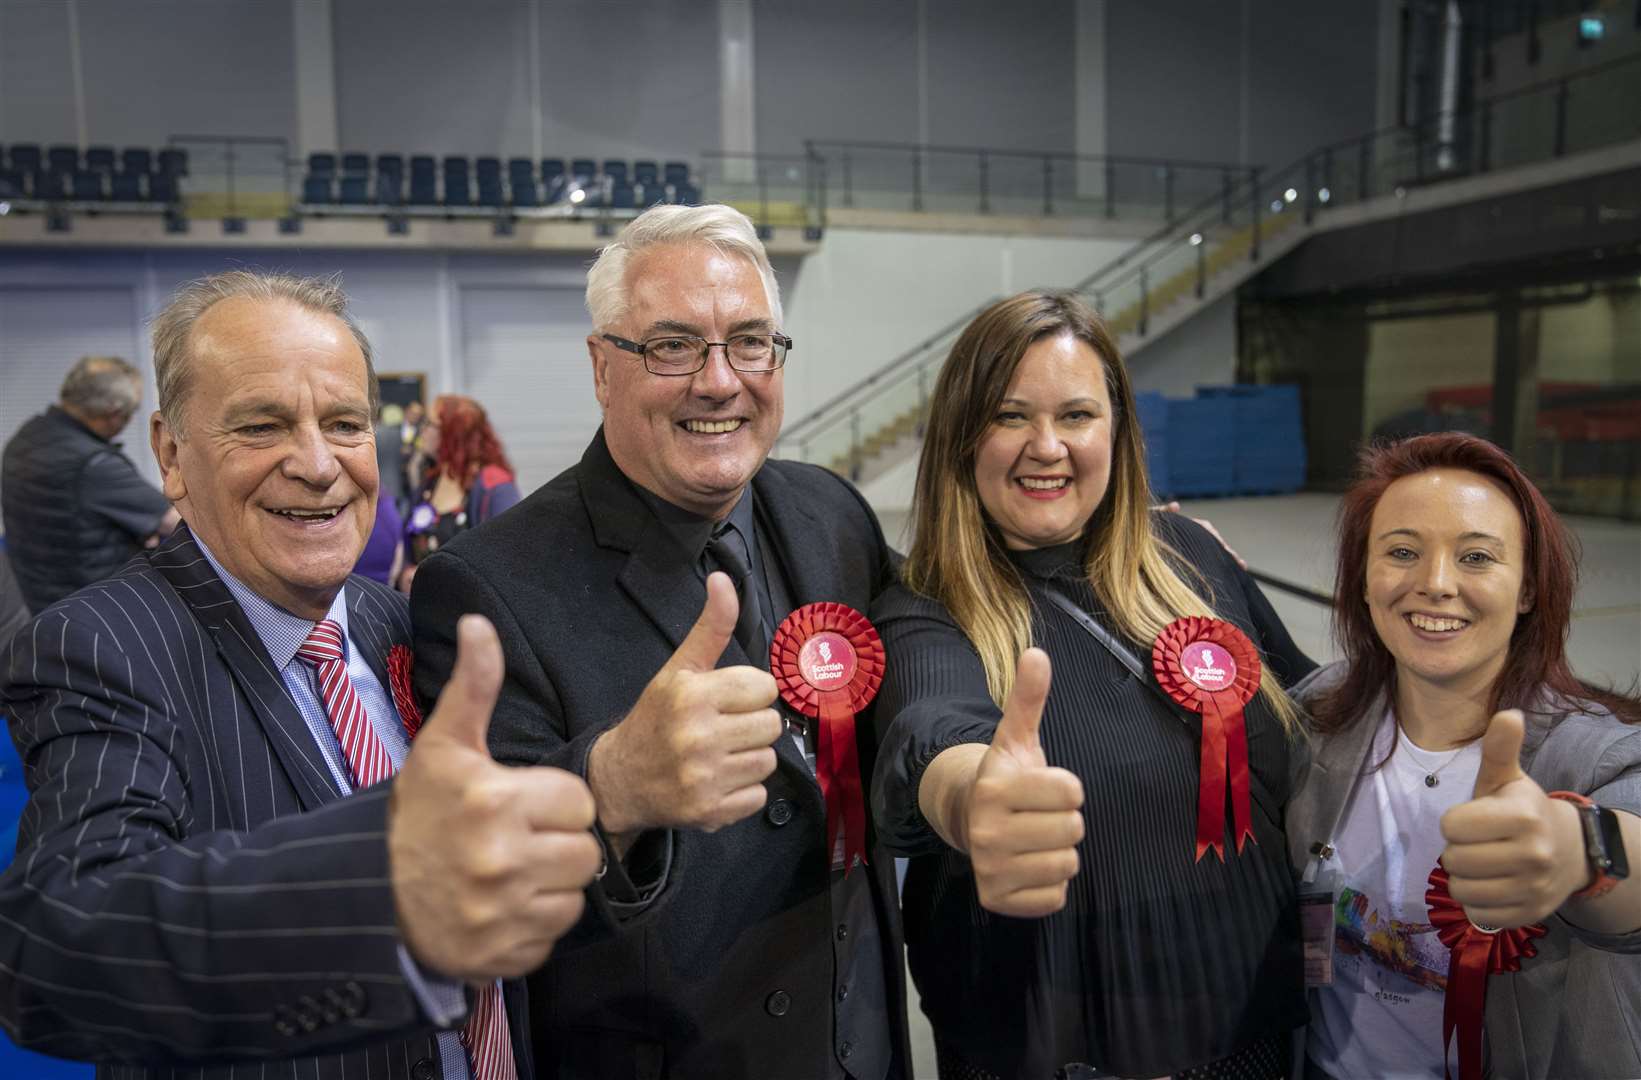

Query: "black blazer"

xmin=410 ymin=429 xmax=910 ymax=1080
xmin=0 ymin=526 xmax=531 ymax=1080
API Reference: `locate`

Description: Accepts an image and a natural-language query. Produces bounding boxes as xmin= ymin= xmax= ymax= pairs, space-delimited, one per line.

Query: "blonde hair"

xmin=905 ymin=291 xmax=1297 ymax=731
xmin=151 ymin=269 xmax=378 ymax=431
xmin=584 ymin=203 xmax=783 ymax=331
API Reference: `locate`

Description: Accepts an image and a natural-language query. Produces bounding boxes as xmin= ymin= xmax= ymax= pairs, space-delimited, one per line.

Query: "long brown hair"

xmin=905 ymin=290 xmax=1297 ymax=730
xmin=1312 ymin=432 xmax=1639 ymax=734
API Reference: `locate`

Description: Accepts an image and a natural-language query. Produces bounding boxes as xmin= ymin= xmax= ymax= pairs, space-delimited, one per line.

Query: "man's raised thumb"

xmin=428 ymin=614 xmax=504 ymax=752
xmin=1472 ymin=708 xmax=1528 ymax=798
xmin=668 ymin=571 xmax=739 ymax=674
xmin=993 ymin=648 xmax=1051 ymax=757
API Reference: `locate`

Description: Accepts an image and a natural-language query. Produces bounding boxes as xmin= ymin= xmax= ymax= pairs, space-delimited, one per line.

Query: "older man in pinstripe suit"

xmin=0 ymin=272 xmax=601 ymax=1080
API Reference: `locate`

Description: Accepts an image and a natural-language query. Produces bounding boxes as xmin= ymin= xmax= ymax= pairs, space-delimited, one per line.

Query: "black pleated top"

xmin=869 ymin=514 xmax=1313 ymax=1079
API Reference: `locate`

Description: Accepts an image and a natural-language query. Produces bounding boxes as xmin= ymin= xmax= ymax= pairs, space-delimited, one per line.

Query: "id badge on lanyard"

xmin=1299 ymin=860 xmax=1339 ymax=988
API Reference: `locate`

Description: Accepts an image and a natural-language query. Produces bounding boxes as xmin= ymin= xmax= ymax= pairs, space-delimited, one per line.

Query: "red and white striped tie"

xmin=295 ymin=620 xmax=517 ymax=1080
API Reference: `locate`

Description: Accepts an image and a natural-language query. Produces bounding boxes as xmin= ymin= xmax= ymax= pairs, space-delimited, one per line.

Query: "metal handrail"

xmin=805 ymin=138 xmax=1245 ymax=172
xmin=778 ymin=50 xmax=1640 ymax=457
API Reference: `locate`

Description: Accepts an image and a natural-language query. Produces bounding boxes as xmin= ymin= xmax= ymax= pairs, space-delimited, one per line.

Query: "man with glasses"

xmin=410 ymin=205 xmax=908 ymax=1079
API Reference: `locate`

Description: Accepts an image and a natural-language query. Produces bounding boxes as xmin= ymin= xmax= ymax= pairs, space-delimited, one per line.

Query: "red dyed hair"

xmin=1313 ymin=432 xmax=1638 ymax=736
xmin=430 ymin=394 xmax=513 ymax=490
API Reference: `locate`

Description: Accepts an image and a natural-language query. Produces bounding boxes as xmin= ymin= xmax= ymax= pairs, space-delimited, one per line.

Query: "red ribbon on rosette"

xmin=769 ymin=603 xmax=884 ymax=875
xmin=1425 ymin=862 xmax=1546 ymax=1080
xmin=386 ymin=644 xmax=424 ymax=741
xmin=1151 ymin=617 xmax=1261 ymax=861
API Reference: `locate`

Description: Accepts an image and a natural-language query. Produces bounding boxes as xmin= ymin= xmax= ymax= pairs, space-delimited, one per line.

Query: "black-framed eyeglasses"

xmin=601 ymin=332 xmax=793 ymax=376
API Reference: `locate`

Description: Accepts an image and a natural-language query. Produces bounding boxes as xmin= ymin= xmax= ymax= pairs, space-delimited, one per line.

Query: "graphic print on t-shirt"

xmin=1334 ymin=884 xmax=1448 ymax=1000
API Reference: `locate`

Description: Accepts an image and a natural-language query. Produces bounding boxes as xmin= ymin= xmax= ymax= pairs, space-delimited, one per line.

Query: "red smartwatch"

xmin=1548 ymin=791 xmax=1630 ymax=900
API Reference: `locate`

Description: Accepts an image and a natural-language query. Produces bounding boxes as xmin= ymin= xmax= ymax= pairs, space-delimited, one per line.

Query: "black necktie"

xmin=705 ymin=521 xmax=769 ymax=665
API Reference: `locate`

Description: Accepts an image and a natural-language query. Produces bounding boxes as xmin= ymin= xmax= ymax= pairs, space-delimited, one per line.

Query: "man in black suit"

xmin=0 ymin=271 xmax=601 ymax=1080
xmin=411 ymin=205 xmax=909 ymax=1080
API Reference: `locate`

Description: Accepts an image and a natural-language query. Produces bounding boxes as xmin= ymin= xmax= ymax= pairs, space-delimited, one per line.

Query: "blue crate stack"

xmin=1135 ymin=391 xmax=1171 ymax=497
xmin=1163 ymin=396 xmax=1237 ymax=496
xmin=1197 ymin=384 xmax=1307 ymax=494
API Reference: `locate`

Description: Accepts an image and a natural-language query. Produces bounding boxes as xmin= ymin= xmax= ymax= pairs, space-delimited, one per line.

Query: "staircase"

xmin=774 ymin=53 xmax=1641 ymax=486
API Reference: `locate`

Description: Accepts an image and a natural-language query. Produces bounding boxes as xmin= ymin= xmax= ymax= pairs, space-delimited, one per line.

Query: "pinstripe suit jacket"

xmin=0 ymin=526 xmax=531 ymax=1080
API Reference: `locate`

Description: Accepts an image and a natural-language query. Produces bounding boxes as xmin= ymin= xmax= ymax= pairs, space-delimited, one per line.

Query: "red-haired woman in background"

xmin=397 ymin=394 xmax=521 ymax=592
xmin=1288 ymin=432 xmax=1640 ymax=1080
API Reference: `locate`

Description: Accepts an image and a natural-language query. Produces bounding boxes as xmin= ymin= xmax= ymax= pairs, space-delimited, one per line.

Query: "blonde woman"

xmin=870 ymin=291 xmax=1313 ymax=1080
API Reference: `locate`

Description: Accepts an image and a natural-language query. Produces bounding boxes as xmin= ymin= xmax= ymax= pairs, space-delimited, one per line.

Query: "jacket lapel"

xmin=1291 ymin=689 xmax=1385 ymax=873
xmin=150 ymin=527 xmax=344 ymax=810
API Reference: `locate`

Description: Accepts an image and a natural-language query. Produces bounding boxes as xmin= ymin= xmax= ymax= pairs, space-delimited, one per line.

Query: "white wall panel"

xmin=459 ymin=284 xmax=601 ymax=494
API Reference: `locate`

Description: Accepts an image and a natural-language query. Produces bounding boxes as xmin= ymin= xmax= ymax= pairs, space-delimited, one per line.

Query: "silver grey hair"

xmin=151 ymin=269 xmax=379 ymax=431
xmin=585 ymin=204 xmax=783 ymax=331
xmin=59 ymin=355 xmax=143 ymax=417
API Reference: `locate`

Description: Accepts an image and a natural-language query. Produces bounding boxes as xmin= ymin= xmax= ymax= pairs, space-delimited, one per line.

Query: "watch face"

xmin=1596 ymin=805 xmax=1630 ymax=880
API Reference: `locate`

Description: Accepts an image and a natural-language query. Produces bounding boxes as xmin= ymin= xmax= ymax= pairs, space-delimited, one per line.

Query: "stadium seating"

xmin=443 ymin=156 xmax=472 ymax=206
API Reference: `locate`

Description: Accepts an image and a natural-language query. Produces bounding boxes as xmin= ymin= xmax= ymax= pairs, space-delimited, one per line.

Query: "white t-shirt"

xmin=1308 ymin=708 xmax=1484 ymax=1080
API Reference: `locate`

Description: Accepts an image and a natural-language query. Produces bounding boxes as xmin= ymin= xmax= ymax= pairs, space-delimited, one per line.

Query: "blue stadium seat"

xmin=475 ymin=157 xmax=501 ymax=184
xmin=0 ymin=170 xmax=23 ymax=198
xmin=9 ymin=144 xmax=41 ymax=174
xmin=148 ymin=171 xmax=178 ymax=203
xmin=634 ymin=160 xmax=659 ymax=186
xmin=541 ymin=158 xmax=566 ymax=203
xmin=663 ymin=161 xmax=690 ymax=186
xmin=109 ymin=170 xmax=142 ymax=201
xmin=603 ymin=159 xmax=628 ymax=183
xmin=408 ymin=156 xmax=438 ymax=205
xmin=672 ymin=182 xmax=701 ymax=206
xmin=442 ymin=157 xmax=471 ymax=206
xmin=341 ymin=152 xmax=369 ymax=177
xmin=120 ymin=147 xmax=151 ymax=175
xmin=85 ymin=146 xmax=115 ymax=173
xmin=339 ymin=176 xmax=370 ymax=204
xmin=47 ymin=145 xmax=79 ymax=174
xmin=376 ymin=154 xmax=404 ymax=204
xmin=307 ymin=152 xmax=337 ymax=176
xmin=70 ymin=169 xmax=103 ymax=201
xmin=476 ymin=178 xmax=504 ymax=207
xmin=570 ymin=158 xmax=596 ymax=186
xmin=302 ymin=174 xmax=333 ymax=204
xmin=609 ymin=180 xmax=636 ymax=209
xmin=157 ymin=148 xmax=188 ymax=176
xmin=33 ymin=170 xmax=67 ymax=200
xmin=507 ymin=158 xmax=537 ymax=206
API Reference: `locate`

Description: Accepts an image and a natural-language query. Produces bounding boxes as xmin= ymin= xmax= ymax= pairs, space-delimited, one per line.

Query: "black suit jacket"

xmin=0 ymin=526 xmax=531 ymax=1080
xmin=410 ymin=429 xmax=909 ymax=1080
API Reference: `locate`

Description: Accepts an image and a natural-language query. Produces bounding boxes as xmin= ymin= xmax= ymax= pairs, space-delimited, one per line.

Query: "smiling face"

xmin=1365 ymin=467 xmax=1533 ymax=702
xmin=589 ymin=242 xmax=783 ymax=520
xmin=973 ymin=333 xmax=1114 ymax=551
xmin=151 ymin=297 xmax=378 ymax=620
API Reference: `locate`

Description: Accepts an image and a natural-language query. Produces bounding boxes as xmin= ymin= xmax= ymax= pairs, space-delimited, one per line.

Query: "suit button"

xmin=840 ymin=1041 xmax=854 ymax=1060
xmin=765 ymin=990 xmax=791 ymax=1017
xmin=835 ymin=923 xmax=848 ymax=942
xmin=765 ymin=799 xmax=793 ymax=827
xmin=411 ymin=1058 xmax=435 ymax=1080
xmin=273 ymin=1017 xmax=296 ymax=1037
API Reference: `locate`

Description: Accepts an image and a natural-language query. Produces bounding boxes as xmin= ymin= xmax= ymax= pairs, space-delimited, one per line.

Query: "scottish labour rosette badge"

xmin=1424 ymin=862 xmax=1545 ymax=1080
xmin=1152 ymin=616 xmax=1261 ymax=861
xmin=770 ymin=603 xmax=885 ymax=875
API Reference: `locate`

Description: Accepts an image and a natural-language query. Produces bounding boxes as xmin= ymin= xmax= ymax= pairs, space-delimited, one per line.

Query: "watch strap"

xmin=1548 ymin=790 xmax=1623 ymax=899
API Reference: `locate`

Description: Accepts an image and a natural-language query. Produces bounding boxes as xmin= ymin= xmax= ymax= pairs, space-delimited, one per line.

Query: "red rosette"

xmin=769 ymin=603 xmax=885 ymax=875
xmin=1425 ymin=863 xmax=1546 ymax=1080
xmin=1152 ymin=616 xmax=1261 ymax=861
xmin=386 ymin=644 xmax=424 ymax=741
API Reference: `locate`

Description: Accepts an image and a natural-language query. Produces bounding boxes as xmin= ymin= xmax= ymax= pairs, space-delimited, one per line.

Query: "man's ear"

xmin=150 ymin=410 xmax=188 ymax=503
xmin=588 ymin=335 xmax=610 ymax=413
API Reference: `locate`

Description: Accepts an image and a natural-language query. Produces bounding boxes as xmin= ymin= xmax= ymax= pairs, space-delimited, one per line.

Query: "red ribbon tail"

xmin=1222 ymin=694 xmax=1254 ymax=853
xmin=1447 ymin=931 xmax=1492 ymax=1080
xmin=818 ymin=693 xmax=868 ymax=874
xmin=1195 ymin=693 xmax=1229 ymax=862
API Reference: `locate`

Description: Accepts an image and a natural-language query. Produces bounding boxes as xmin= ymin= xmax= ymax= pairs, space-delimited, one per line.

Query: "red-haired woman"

xmin=397 ymin=394 xmax=521 ymax=592
xmin=1288 ymin=432 xmax=1640 ymax=1079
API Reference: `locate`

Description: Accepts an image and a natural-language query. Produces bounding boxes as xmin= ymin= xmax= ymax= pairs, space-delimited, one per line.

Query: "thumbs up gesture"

xmin=964 ymin=649 xmax=1087 ymax=918
xmin=586 ymin=572 xmax=783 ymax=836
xmin=1438 ymin=709 xmax=1591 ymax=929
xmin=390 ymin=615 xmax=604 ymax=980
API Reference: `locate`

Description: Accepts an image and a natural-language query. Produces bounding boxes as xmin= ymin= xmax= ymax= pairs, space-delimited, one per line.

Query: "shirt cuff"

xmin=596 ymin=825 xmax=673 ymax=914
xmin=396 ymin=943 xmax=469 ymax=1028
